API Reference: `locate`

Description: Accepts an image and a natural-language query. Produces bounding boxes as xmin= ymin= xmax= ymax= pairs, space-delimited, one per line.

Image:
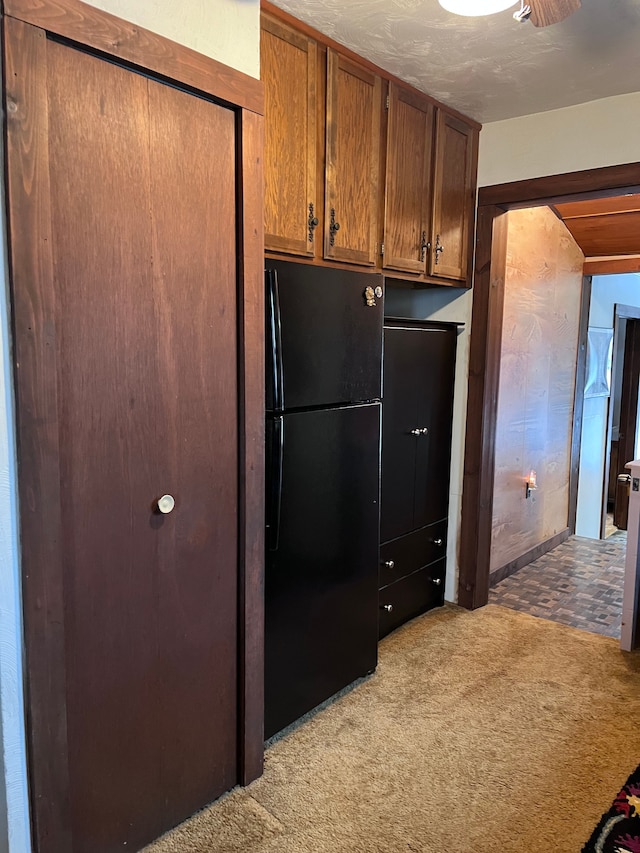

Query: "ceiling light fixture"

xmin=438 ymin=0 xmax=518 ymax=16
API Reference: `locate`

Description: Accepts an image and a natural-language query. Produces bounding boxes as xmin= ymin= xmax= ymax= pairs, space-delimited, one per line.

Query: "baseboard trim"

xmin=489 ymin=528 xmax=571 ymax=588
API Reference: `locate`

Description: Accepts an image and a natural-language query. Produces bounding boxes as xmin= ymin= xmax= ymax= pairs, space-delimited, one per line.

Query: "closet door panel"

xmin=9 ymin=26 xmax=239 ymax=853
xmin=380 ymin=326 xmax=421 ymax=543
xmin=412 ymin=326 xmax=457 ymax=528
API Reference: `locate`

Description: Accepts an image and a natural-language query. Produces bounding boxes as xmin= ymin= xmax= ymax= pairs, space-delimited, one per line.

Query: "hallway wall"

xmin=490 ymin=207 xmax=584 ymax=575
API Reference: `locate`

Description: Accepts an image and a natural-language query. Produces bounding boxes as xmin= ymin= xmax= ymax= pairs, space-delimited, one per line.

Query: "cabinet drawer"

xmin=378 ymin=561 xmax=445 ymax=639
xmin=379 ymin=520 xmax=447 ymax=587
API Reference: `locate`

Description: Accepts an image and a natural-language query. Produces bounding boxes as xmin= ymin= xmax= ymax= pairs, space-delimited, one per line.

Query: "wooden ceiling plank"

xmin=555 ymin=194 xmax=640 ymax=220
xmin=562 ymin=210 xmax=640 ymax=257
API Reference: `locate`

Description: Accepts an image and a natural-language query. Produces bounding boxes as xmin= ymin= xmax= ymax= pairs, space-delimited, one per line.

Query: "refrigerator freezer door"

xmin=265 ymin=260 xmax=383 ymax=412
xmin=265 ymin=402 xmax=381 ymax=738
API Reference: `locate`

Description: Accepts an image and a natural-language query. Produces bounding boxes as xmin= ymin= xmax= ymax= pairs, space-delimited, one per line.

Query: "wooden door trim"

xmin=4 ymin=0 xmax=264 ymax=115
xmin=459 ymin=163 xmax=640 ymax=609
xmin=4 ymin=3 xmax=265 ymax=848
xmin=458 ymin=205 xmax=508 ymax=609
xmin=4 ymin=16 xmax=72 ymax=847
xmin=478 ymin=162 xmax=640 ymax=209
xmin=237 ymin=107 xmax=265 ymax=783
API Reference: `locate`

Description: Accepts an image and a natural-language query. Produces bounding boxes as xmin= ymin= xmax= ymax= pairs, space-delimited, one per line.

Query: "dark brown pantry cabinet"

xmin=4 ymin=2 xmax=264 ymax=852
xmin=379 ymin=320 xmax=457 ymax=637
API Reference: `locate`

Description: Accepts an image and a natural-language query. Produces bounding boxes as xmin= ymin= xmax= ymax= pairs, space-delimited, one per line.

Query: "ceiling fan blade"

xmin=529 ymin=0 xmax=581 ymax=27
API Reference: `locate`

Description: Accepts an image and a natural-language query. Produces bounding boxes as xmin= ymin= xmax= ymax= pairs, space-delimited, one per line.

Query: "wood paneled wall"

xmin=490 ymin=207 xmax=584 ymax=574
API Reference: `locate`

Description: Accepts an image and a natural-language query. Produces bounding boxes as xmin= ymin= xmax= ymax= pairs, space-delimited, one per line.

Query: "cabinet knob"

xmin=433 ymin=538 xmax=443 ymax=547
xmin=383 ymin=559 xmax=395 ymax=569
xmin=410 ymin=427 xmax=429 ymax=436
xmin=430 ymin=577 xmax=442 ymax=586
xmin=157 ymin=494 xmax=175 ymax=514
xmin=381 ymin=603 xmax=393 ymax=612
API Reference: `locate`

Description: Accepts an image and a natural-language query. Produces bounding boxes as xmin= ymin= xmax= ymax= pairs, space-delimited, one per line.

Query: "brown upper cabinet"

xmin=261 ymin=7 xmax=479 ymax=287
xmin=324 ymin=50 xmax=382 ymax=266
xmin=261 ymin=16 xmax=318 ymax=256
xmin=383 ymin=84 xmax=434 ymax=275
xmin=429 ymin=110 xmax=477 ymax=282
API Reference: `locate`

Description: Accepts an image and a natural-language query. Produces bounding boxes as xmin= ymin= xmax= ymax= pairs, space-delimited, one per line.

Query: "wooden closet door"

xmin=7 ymin=22 xmax=238 ymax=853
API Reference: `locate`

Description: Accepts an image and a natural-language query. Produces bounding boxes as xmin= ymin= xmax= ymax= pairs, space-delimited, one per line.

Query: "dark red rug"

xmin=583 ymin=766 xmax=640 ymax=852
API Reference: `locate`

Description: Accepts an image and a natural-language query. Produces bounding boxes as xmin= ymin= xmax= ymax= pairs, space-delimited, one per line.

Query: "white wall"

xmin=384 ymin=286 xmax=473 ymax=603
xmin=0 ymin=4 xmax=260 ymax=852
xmin=478 ymin=92 xmax=640 ymax=188
xmin=575 ymin=274 xmax=640 ymax=539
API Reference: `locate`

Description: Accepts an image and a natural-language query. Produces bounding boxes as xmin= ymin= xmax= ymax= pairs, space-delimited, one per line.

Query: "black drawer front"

xmin=378 ymin=560 xmax=445 ymax=639
xmin=379 ymin=520 xmax=447 ymax=587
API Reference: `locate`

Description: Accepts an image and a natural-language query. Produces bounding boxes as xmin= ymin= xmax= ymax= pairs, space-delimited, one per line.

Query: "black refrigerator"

xmin=265 ymin=259 xmax=383 ymax=739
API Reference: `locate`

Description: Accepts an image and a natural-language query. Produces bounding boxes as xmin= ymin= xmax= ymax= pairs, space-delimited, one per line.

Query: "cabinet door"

xmin=380 ymin=327 xmax=422 ymax=543
xmin=412 ymin=326 xmax=457 ymax=528
xmin=383 ymin=84 xmax=434 ymax=274
xmin=262 ymin=15 xmax=318 ymax=256
xmin=325 ymin=50 xmax=382 ymax=266
xmin=429 ymin=110 xmax=477 ymax=283
xmin=381 ymin=324 xmax=456 ymax=543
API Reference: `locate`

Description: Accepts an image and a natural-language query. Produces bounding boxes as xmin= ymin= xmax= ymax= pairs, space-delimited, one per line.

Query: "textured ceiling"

xmin=268 ymin=0 xmax=640 ymax=124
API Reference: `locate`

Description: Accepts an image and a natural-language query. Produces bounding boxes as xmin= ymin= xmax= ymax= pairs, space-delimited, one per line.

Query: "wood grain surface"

xmin=262 ymin=14 xmax=317 ymax=256
xmin=430 ymin=111 xmax=476 ymax=282
xmin=458 ymin=206 xmax=508 ymax=609
xmin=383 ymin=84 xmax=434 ymax=275
xmin=4 ymin=16 xmax=72 ymax=851
xmin=5 ymin=4 xmax=266 ymax=849
xmin=5 ymin=0 xmax=264 ymax=114
xmin=324 ymin=49 xmax=381 ymax=265
xmin=238 ymin=107 xmax=266 ymax=785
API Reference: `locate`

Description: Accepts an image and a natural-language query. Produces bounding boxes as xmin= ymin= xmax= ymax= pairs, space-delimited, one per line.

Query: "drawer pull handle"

xmin=431 ymin=577 xmax=442 ymax=586
xmin=381 ymin=603 xmax=393 ymax=612
xmin=433 ymin=538 xmax=443 ymax=547
xmin=384 ymin=559 xmax=395 ymax=569
xmin=410 ymin=427 xmax=428 ymax=436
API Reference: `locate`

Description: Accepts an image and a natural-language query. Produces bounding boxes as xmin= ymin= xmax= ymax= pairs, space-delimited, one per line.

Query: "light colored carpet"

xmin=143 ymin=604 xmax=640 ymax=852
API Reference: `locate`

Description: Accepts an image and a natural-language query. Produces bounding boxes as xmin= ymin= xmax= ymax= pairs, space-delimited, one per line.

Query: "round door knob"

xmin=384 ymin=560 xmax=395 ymax=569
xmin=381 ymin=603 xmax=393 ymax=612
xmin=431 ymin=577 xmax=442 ymax=586
xmin=157 ymin=494 xmax=175 ymax=514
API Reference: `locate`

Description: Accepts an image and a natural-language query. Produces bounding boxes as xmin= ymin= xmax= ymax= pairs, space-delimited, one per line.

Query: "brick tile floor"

xmin=489 ymin=532 xmax=627 ymax=639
